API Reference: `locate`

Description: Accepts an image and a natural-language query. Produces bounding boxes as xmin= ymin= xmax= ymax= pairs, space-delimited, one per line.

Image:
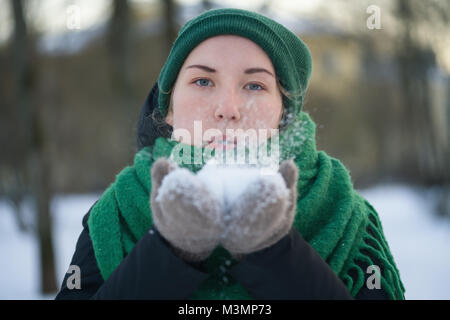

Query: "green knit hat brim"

xmin=157 ymin=8 xmax=312 ymax=120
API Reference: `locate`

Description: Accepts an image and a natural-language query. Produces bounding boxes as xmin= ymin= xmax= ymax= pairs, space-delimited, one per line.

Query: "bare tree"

xmin=108 ymin=0 xmax=134 ymax=101
xmin=295 ymin=0 xmax=449 ymax=186
xmin=394 ymin=0 xmax=450 ymax=185
xmin=162 ymin=0 xmax=178 ymax=56
xmin=10 ymin=0 xmax=57 ymax=294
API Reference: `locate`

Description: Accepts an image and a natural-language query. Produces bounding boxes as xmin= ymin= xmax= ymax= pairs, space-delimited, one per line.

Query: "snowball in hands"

xmin=153 ymin=157 xmax=299 ymax=259
xmin=156 ymin=160 xmax=290 ymax=217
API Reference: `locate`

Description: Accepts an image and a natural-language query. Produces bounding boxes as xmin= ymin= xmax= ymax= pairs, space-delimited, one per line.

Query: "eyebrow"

xmin=186 ymin=64 xmax=274 ymax=77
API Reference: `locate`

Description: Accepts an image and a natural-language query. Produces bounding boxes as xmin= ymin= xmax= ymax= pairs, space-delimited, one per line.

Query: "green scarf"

xmin=87 ymin=111 xmax=406 ymax=299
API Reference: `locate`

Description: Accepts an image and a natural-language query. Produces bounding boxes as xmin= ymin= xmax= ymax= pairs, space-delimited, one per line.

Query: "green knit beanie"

xmin=157 ymin=8 xmax=313 ymax=123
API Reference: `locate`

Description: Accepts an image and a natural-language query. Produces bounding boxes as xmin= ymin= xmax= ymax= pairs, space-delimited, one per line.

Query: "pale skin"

xmin=164 ymin=35 xmax=283 ymax=148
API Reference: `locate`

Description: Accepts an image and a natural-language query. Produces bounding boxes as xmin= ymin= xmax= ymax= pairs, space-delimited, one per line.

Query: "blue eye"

xmin=193 ymin=79 xmax=264 ymax=91
xmin=194 ymin=79 xmax=212 ymax=87
xmin=246 ymin=83 xmax=264 ymax=91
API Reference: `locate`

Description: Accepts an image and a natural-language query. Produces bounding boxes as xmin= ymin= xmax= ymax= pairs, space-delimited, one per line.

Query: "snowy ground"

xmin=357 ymin=184 xmax=450 ymax=300
xmin=0 ymin=194 xmax=100 ymax=300
xmin=0 ymin=184 xmax=449 ymax=300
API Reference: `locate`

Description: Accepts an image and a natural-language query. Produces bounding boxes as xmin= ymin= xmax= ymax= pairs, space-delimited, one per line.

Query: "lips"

xmin=206 ymin=134 xmax=237 ymax=149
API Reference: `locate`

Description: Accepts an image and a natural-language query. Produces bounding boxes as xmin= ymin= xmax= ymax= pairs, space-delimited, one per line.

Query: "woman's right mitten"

xmin=221 ymin=159 xmax=299 ymax=260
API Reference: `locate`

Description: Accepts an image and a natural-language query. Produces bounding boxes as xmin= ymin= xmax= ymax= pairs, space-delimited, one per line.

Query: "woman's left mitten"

xmin=150 ymin=158 xmax=225 ymax=262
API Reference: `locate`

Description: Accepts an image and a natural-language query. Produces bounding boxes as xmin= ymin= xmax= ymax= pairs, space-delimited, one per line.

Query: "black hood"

xmin=136 ymin=82 xmax=173 ymax=151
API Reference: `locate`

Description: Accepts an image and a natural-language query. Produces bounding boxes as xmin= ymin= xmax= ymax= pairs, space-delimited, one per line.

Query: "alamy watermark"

xmin=66 ymin=265 xmax=81 ymax=290
xmin=366 ymin=265 xmax=381 ymax=289
xmin=66 ymin=4 xmax=82 ymax=30
xmin=366 ymin=5 xmax=382 ymax=30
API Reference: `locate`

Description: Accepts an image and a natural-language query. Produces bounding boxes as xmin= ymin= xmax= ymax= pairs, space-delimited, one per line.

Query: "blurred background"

xmin=0 ymin=0 xmax=449 ymax=299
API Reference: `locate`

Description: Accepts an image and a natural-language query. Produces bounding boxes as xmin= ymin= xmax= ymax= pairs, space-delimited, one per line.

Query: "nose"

xmin=214 ymin=90 xmax=241 ymax=122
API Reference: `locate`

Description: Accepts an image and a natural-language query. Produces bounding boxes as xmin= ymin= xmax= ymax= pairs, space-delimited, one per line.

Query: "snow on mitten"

xmin=150 ymin=158 xmax=225 ymax=262
xmin=221 ymin=159 xmax=299 ymax=261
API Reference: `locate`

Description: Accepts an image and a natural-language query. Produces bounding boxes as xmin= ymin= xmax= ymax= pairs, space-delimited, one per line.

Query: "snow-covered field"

xmin=0 ymin=194 xmax=100 ymax=300
xmin=358 ymin=184 xmax=450 ymax=300
xmin=0 ymin=184 xmax=449 ymax=300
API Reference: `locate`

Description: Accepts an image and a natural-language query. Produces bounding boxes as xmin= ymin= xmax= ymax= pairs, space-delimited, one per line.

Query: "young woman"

xmin=55 ymin=8 xmax=405 ymax=300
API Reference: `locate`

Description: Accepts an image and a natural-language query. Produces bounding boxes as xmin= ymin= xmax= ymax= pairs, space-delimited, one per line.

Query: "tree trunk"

xmin=30 ymin=117 xmax=57 ymax=294
xmin=11 ymin=0 xmax=57 ymax=294
xmin=162 ymin=0 xmax=178 ymax=57
xmin=395 ymin=0 xmax=448 ymax=185
xmin=108 ymin=0 xmax=133 ymax=101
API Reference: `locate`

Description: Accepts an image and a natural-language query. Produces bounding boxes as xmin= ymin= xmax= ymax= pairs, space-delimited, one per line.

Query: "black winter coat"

xmin=54 ymin=202 xmax=390 ymax=300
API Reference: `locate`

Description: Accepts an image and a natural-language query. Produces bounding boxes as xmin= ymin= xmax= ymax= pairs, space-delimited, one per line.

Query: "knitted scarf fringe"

xmin=341 ymin=201 xmax=406 ymax=299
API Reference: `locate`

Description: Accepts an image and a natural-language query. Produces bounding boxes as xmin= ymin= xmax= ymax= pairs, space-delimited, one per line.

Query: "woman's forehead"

xmin=182 ymin=35 xmax=275 ymax=73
